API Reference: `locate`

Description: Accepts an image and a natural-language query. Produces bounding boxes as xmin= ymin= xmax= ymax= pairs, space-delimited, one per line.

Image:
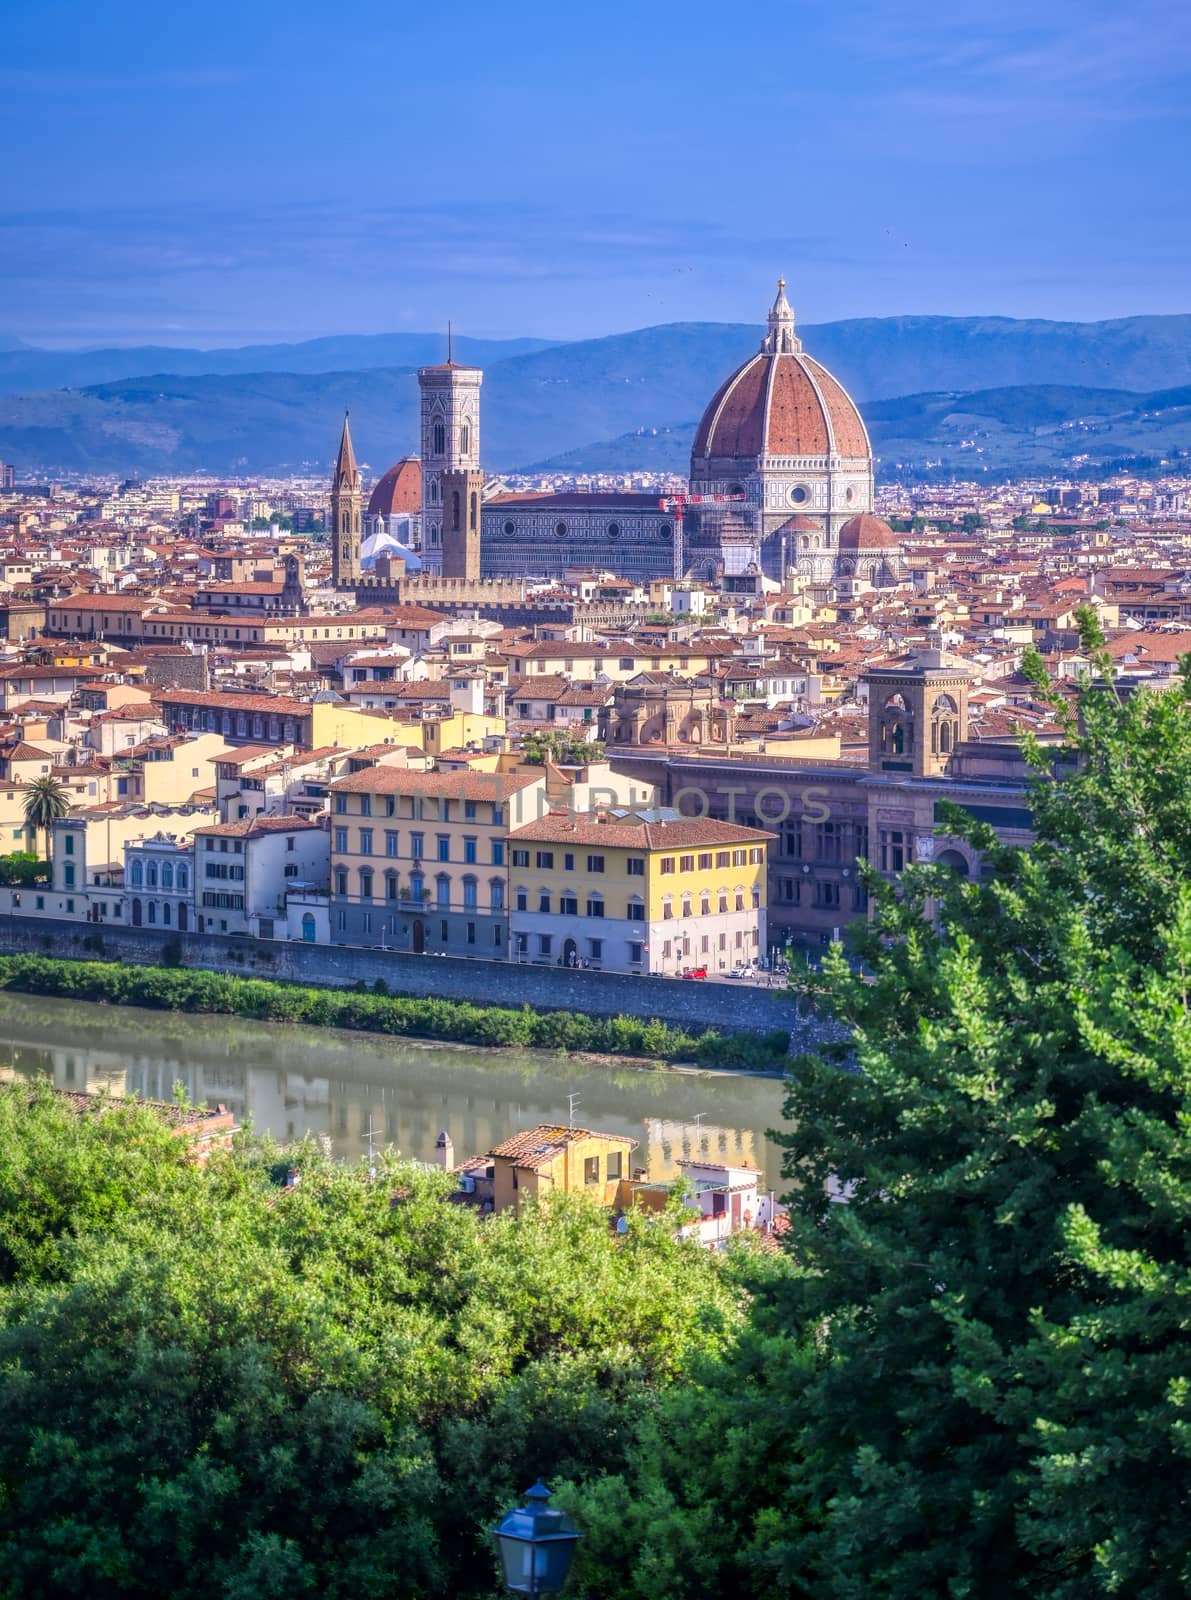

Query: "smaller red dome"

xmin=775 ymin=514 xmax=821 ymax=534
xmin=838 ymin=513 xmax=897 ymax=550
xmin=368 ymin=457 xmax=422 ymax=518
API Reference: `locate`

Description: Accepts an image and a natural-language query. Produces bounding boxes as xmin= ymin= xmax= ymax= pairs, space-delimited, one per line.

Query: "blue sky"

xmin=4 ymin=0 xmax=1189 ymax=346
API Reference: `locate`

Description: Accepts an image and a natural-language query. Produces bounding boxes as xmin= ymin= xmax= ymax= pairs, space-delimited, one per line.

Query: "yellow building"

xmin=507 ymin=807 xmax=771 ymax=975
xmin=326 ymin=759 xmax=655 ymax=957
xmin=112 ymin=731 xmax=232 ymax=806
xmin=327 ymin=766 xmax=548 ymax=955
xmin=486 ymin=1124 xmax=637 ymax=1214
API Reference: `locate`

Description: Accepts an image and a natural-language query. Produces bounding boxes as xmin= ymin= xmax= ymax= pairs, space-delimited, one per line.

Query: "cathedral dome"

xmin=691 ymin=282 xmax=870 ymax=467
xmin=774 ymin=514 xmax=821 ymax=534
xmin=838 ymin=513 xmax=897 ymax=550
xmin=367 ymin=457 xmax=422 ymax=519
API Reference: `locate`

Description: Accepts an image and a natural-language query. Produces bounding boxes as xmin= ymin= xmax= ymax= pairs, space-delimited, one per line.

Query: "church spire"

xmin=334 ymin=410 xmax=359 ymax=488
xmin=330 ymin=411 xmax=362 ymax=590
xmin=764 ymin=275 xmax=799 ymax=354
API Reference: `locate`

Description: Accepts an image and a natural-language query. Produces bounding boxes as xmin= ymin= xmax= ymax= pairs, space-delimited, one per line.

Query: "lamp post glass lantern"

xmin=492 ymin=1480 xmax=581 ymax=1595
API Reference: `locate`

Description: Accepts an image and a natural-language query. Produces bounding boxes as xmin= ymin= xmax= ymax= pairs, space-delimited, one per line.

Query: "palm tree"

xmin=23 ymin=775 xmax=70 ymax=859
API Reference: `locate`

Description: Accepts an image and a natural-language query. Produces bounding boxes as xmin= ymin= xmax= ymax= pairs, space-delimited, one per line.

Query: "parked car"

xmin=727 ymin=964 xmax=755 ymax=979
xmin=681 ymin=966 xmax=708 ymax=980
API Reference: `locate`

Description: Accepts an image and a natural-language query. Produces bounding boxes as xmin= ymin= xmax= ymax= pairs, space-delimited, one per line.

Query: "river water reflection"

xmin=0 ymin=992 xmax=789 ymax=1189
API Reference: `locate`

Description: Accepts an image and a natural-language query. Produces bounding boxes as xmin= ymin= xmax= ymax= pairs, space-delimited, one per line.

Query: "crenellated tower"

xmin=330 ymin=412 xmax=362 ymax=589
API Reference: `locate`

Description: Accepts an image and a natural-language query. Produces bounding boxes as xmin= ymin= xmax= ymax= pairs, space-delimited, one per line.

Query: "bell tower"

xmin=418 ymin=335 xmax=483 ymax=577
xmin=865 ymin=650 xmax=972 ymax=778
xmin=330 ymin=412 xmax=362 ymax=590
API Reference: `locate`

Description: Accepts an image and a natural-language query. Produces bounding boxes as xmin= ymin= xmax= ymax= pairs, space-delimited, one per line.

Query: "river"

xmin=0 ymin=992 xmax=789 ymax=1190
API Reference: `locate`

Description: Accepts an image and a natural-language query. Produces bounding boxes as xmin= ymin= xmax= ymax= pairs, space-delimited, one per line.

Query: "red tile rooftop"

xmin=507 ymin=812 xmax=774 ymax=848
xmin=487 ymin=1124 xmax=633 ymax=1168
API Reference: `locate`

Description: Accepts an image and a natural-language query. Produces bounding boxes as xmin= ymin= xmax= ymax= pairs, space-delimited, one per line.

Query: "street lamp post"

xmin=491 ymin=1480 xmax=582 ymax=1595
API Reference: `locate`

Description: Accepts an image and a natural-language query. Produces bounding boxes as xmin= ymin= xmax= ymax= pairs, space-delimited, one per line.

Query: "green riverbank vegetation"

xmin=0 ymin=954 xmax=792 ymax=1070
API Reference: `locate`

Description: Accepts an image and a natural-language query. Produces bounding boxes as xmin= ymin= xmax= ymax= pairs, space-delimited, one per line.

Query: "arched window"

xmin=451 ymin=490 xmax=461 ymax=531
xmin=177 ymin=864 xmax=188 ymax=891
xmin=429 ymin=478 xmax=440 ymax=504
xmin=302 ymin=913 xmax=316 ymax=942
xmin=881 ymin=691 xmax=911 ymax=757
xmin=460 ymin=422 xmax=470 ymax=455
xmin=146 ymin=862 xmax=158 ymax=888
xmin=130 ymin=859 xmax=143 ymax=888
xmin=147 ymin=901 xmax=157 ymax=924
xmin=161 ymin=862 xmax=173 ymax=890
xmin=490 ymin=879 xmax=505 ymax=910
xmin=162 ymin=902 xmax=172 ymax=926
xmin=469 ymin=492 xmax=478 ymax=531
xmin=433 ymin=420 xmax=445 ymax=455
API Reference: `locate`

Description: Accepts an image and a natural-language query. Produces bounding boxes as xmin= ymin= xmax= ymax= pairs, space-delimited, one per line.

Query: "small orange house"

xmin=487 ymin=1124 xmax=636 ymax=1214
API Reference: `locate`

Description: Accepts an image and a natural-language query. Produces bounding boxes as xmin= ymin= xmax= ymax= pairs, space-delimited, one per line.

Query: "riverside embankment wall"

xmin=0 ymin=915 xmax=815 ymax=1037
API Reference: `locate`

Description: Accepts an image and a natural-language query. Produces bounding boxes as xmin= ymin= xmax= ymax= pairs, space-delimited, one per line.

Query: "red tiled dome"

xmin=367 ymin=457 xmax=422 ymax=519
xmin=692 ymin=284 xmax=870 ymax=466
xmin=774 ymin=514 xmax=821 ymax=534
xmin=838 ymin=513 xmax=897 ymax=550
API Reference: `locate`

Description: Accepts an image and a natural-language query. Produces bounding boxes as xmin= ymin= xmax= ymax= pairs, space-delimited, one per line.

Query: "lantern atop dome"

xmin=764 ymin=276 xmax=800 ymax=354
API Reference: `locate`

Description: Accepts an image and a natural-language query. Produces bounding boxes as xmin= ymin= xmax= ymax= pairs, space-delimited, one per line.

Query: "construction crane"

xmin=657 ymin=491 xmax=749 ymax=580
xmin=657 ymin=491 xmax=748 ymax=516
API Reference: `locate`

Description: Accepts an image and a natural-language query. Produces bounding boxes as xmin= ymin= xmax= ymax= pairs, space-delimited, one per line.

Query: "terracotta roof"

xmin=838 ymin=514 xmax=898 ymax=551
xmin=194 ymin=813 xmax=321 ymax=838
xmin=367 ymin=458 xmax=422 ymax=519
xmin=156 ymin=688 xmax=311 ymax=716
xmin=328 ymin=767 xmax=542 ymax=799
xmin=485 ymin=492 xmax=662 ymax=510
xmin=488 ymin=1124 xmax=633 ymax=1169
xmin=52 ymin=593 xmax=152 ymax=612
xmin=692 ymin=347 xmax=870 ymax=463
xmin=507 ymin=812 xmax=773 ymax=849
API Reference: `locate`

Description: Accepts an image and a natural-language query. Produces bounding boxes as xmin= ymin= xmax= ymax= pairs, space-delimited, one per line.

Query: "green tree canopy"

xmin=0 ymin=1089 xmax=739 ymax=1599
xmin=766 ymin=611 xmax=1191 ymax=1597
xmin=519 ymin=729 xmax=605 ymax=766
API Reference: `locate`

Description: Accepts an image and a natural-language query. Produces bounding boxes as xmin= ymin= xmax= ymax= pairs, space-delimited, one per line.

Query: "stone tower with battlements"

xmin=330 ymin=413 xmax=362 ymax=589
xmin=418 ymin=348 xmax=482 ymax=577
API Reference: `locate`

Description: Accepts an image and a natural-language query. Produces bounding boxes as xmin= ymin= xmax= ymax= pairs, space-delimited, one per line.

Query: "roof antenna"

xmin=447 ymin=320 xmax=453 ymax=363
xmin=567 ymin=1092 xmax=581 ymax=1132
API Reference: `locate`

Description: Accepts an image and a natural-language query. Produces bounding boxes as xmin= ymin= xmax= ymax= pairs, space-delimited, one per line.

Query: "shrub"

xmin=0 ymin=954 xmax=792 ymax=1070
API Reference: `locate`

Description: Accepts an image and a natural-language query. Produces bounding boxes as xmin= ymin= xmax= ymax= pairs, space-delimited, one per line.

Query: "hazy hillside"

xmin=531 ymin=385 xmax=1191 ymax=480
xmin=0 ymin=334 xmax=557 ymax=395
xmin=4 ymin=315 xmax=1191 ymax=478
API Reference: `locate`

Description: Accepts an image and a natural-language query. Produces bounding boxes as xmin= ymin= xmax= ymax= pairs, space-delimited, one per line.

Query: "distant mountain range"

xmin=2 ymin=315 xmax=1191 ymax=479
xmin=0 ymin=334 xmax=557 ymax=394
xmin=532 ymin=384 xmax=1191 ymax=480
